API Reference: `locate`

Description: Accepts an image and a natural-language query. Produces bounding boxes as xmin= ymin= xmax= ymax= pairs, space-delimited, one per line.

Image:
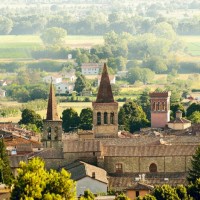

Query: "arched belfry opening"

xmin=42 ymin=80 xmax=62 ymax=147
xmin=92 ymin=63 xmax=118 ymax=138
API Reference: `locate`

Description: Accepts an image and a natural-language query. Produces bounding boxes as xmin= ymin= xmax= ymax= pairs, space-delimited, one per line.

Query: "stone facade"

xmin=93 ymin=102 xmax=118 ymax=138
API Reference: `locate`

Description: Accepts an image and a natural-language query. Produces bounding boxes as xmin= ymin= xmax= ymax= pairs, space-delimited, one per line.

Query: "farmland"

xmin=0 ymin=35 xmax=104 ymax=60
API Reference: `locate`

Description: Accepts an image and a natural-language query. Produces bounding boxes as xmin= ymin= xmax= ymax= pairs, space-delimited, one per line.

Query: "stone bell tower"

xmin=150 ymin=91 xmax=171 ymax=128
xmin=92 ymin=63 xmax=118 ymax=138
xmin=42 ymin=80 xmax=62 ymax=147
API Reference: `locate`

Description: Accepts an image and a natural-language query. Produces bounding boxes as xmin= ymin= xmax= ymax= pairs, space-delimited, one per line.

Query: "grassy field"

xmin=180 ymin=36 xmax=200 ymax=56
xmin=0 ymin=35 xmax=104 ymax=60
xmin=0 ymin=35 xmax=199 ymax=60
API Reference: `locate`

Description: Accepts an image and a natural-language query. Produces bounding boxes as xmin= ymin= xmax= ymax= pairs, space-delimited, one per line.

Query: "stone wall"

xmin=103 ymin=155 xmax=192 ymax=174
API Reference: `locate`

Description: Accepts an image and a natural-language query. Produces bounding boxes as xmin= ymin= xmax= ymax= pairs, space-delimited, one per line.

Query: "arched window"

xmin=110 ymin=112 xmax=114 ymax=124
xmin=149 ymin=163 xmax=157 ymax=173
xmin=97 ymin=112 xmax=101 ymax=125
xmin=104 ymin=112 xmax=108 ymax=124
xmin=115 ymin=163 xmax=123 ymax=173
xmin=47 ymin=127 xmax=51 ymax=140
xmin=162 ymin=102 xmax=165 ymax=111
xmin=153 ymin=102 xmax=156 ymax=111
xmin=157 ymin=102 xmax=160 ymax=111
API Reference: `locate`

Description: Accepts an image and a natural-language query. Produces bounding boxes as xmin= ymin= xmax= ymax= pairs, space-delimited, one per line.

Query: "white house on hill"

xmin=55 ymin=82 xmax=74 ymax=94
xmin=81 ymin=63 xmax=103 ymax=75
xmin=43 ymin=76 xmax=62 ymax=84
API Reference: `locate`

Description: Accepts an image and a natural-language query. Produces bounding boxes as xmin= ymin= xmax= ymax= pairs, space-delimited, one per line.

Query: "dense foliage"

xmin=11 ymin=157 xmax=76 ymax=200
xmin=0 ymin=139 xmax=13 ymax=185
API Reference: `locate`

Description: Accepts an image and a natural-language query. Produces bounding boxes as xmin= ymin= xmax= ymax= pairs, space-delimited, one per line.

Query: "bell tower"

xmin=42 ymin=80 xmax=62 ymax=147
xmin=92 ymin=63 xmax=118 ymax=138
xmin=150 ymin=91 xmax=171 ymax=128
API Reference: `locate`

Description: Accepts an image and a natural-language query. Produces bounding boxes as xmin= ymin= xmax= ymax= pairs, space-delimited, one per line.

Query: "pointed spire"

xmin=96 ymin=63 xmax=114 ymax=103
xmin=46 ymin=79 xmax=59 ymax=120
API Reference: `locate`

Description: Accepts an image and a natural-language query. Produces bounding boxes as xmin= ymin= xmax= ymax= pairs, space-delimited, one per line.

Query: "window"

xmin=115 ymin=163 xmax=123 ymax=173
xmin=153 ymin=102 xmax=156 ymax=111
xmin=104 ymin=112 xmax=108 ymax=124
xmin=110 ymin=112 xmax=114 ymax=124
xmin=136 ymin=191 xmax=140 ymax=197
xmin=47 ymin=127 xmax=51 ymax=140
xmin=157 ymin=102 xmax=160 ymax=111
xmin=97 ymin=112 xmax=101 ymax=125
xmin=149 ymin=163 xmax=157 ymax=173
xmin=92 ymin=172 xmax=95 ymax=178
xmin=162 ymin=102 xmax=165 ymax=111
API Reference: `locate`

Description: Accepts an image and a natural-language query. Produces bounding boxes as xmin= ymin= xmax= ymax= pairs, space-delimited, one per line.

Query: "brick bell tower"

xmin=149 ymin=91 xmax=171 ymax=128
xmin=92 ymin=63 xmax=118 ymax=138
xmin=42 ymin=80 xmax=63 ymax=147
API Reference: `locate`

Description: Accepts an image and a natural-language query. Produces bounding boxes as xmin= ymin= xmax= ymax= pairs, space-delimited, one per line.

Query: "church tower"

xmin=92 ymin=63 xmax=118 ymax=138
xmin=149 ymin=91 xmax=171 ymax=128
xmin=42 ymin=81 xmax=62 ymax=147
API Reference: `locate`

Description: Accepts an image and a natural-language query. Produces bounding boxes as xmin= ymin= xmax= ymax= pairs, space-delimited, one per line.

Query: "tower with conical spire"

xmin=92 ymin=63 xmax=118 ymax=138
xmin=42 ymin=80 xmax=62 ymax=147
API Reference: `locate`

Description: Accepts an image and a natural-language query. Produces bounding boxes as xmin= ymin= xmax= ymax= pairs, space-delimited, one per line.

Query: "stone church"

xmin=33 ymin=63 xmax=200 ymax=191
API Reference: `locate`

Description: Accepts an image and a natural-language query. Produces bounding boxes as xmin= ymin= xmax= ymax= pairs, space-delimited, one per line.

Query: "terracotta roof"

xmin=81 ymin=63 xmax=102 ymax=69
xmin=46 ymin=81 xmax=60 ymax=121
xmin=32 ymin=148 xmax=63 ymax=159
xmin=4 ymin=136 xmax=41 ymax=148
xmin=126 ymin=182 xmax=153 ymax=190
xmin=95 ymin=63 xmax=114 ymax=103
xmin=149 ymin=91 xmax=171 ymax=98
xmin=169 ymin=118 xmax=191 ymax=124
xmin=63 ymin=140 xmax=101 ymax=153
xmin=103 ymin=145 xmax=198 ymax=157
xmin=63 ymin=161 xmax=108 ymax=184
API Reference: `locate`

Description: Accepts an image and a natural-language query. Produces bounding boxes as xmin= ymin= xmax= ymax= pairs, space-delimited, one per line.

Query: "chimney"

xmin=176 ymin=110 xmax=182 ymax=119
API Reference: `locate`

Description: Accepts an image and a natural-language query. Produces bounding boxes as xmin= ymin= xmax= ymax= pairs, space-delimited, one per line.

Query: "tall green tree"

xmin=11 ymin=157 xmax=76 ymax=200
xmin=118 ymin=101 xmax=149 ymax=133
xmin=62 ymin=108 xmax=79 ymax=132
xmin=188 ymin=178 xmax=200 ymax=200
xmin=40 ymin=27 xmax=67 ymax=46
xmin=0 ymin=16 xmax=13 ymax=34
xmin=187 ymin=146 xmax=200 ymax=183
xmin=187 ymin=103 xmax=200 ymax=118
xmin=79 ymin=108 xmax=93 ymax=130
xmin=74 ymin=74 xmax=87 ymax=94
xmin=0 ymin=139 xmax=13 ymax=185
xmin=19 ymin=109 xmax=43 ymax=131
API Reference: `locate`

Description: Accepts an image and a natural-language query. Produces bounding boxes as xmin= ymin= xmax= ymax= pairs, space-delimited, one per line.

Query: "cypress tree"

xmin=0 ymin=138 xmax=13 ymax=185
xmin=187 ymin=146 xmax=200 ymax=183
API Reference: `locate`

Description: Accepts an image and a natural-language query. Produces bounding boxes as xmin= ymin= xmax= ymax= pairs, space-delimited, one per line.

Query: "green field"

xmin=180 ymin=36 xmax=200 ymax=56
xmin=0 ymin=35 xmax=200 ymax=60
xmin=0 ymin=35 xmax=104 ymax=60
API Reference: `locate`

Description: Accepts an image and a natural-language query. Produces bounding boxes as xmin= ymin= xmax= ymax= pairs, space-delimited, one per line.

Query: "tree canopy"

xmin=187 ymin=146 xmax=200 ymax=183
xmin=40 ymin=27 xmax=67 ymax=47
xmin=79 ymin=108 xmax=93 ymax=130
xmin=11 ymin=157 xmax=76 ymax=200
xmin=0 ymin=139 xmax=13 ymax=185
xmin=118 ymin=101 xmax=149 ymax=133
xmin=19 ymin=109 xmax=43 ymax=131
xmin=62 ymin=108 xmax=79 ymax=132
